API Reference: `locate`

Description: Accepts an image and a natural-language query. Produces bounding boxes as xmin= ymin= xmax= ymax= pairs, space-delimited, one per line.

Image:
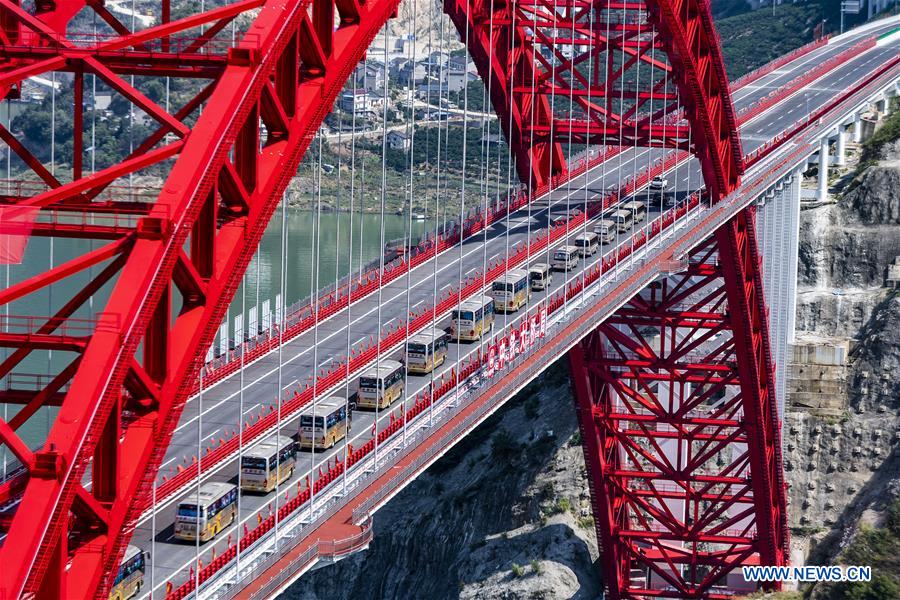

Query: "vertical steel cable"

xmin=536 ymin=1 xmax=552 ymax=300
xmin=543 ymin=0 xmax=561 ymax=317
xmin=561 ymin=0 xmax=576 ymax=318
xmin=507 ymin=0 xmax=527 ymax=361
xmin=235 ymin=256 xmax=248 ymax=577
xmin=345 ymin=63 xmax=364 ymax=494
xmin=194 ymin=369 xmax=203 ymax=591
xmin=453 ymin=0 xmax=473 ymax=407
xmin=659 ymin=26 xmax=674 ymax=241
xmin=373 ymin=26 xmax=391 ymax=469
xmin=614 ymin=5 xmax=628 ymax=280
xmin=428 ymin=3 xmax=448 ymax=428
xmin=579 ymin=0 xmax=596 ymax=310
xmin=400 ymin=0 xmax=419 ymax=447
xmin=273 ymin=169 xmax=288 ymax=545
xmin=626 ymin=7 xmax=640 ymax=274
xmin=478 ymin=0 xmax=497 ymax=372
xmin=308 ymin=132 xmax=324 ymax=521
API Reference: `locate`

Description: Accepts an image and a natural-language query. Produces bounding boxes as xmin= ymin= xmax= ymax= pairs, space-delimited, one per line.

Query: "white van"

xmin=552 ymin=246 xmax=579 ymax=271
xmin=612 ymin=209 xmax=633 ymax=232
xmin=594 ymin=219 xmax=616 ymax=244
xmin=529 ymin=263 xmax=552 ymax=291
xmin=573 ymin=232 xmax=599 ymax=257
xmin=649 ymin=176 xmax=668 ymax=191
xmin=621 ymin=201 xmax=646 ymax=224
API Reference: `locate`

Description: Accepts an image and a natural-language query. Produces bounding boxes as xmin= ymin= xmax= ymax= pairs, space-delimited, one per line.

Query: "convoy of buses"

xmin=115 ymin=199 xmax=651 ymax=598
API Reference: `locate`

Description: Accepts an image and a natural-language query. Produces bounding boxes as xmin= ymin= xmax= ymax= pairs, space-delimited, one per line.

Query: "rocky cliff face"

xmin=284 ymin=364 xmax=603 ymax=600
xmin=786 ymin=138 xmax=900 ymax=580
xmin=796 ymin=144 xmax=900 ymax=337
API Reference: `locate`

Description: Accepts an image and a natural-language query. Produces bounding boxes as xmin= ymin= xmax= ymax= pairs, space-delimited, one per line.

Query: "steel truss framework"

xmin=0 ymin=0 xmax=765 ymax=596
xmin=568 ymin=210 xmax=789 ymax=599
xmin=446 ymin=0 xmax=743 ymax=195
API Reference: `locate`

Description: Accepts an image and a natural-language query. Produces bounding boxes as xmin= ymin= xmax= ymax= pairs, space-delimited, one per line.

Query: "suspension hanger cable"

xmin=400 ymin=0 xmax=419 ymax=447
xmin=579 ymin=0 xmax=596 ymax=310
xmin=428 ymin=6 xmax=448 ymax=428
xmin=307 ymin=130 xmax=324 ymax=521
xmin=372 ymin=24 xmax=391 ymax=470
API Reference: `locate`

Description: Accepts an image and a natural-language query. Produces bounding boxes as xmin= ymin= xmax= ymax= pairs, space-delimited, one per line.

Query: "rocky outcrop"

xmin=787 ymin=139 xmax=900 ymax=575
xmin=283 ymin=364 xmax=602 ymax=600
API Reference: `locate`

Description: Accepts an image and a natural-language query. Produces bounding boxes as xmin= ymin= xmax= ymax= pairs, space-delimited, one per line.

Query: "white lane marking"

xmin=201 ymin=429 xmax=220 ymax=443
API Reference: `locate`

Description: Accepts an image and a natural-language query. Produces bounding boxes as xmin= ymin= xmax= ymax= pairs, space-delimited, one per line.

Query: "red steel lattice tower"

xmin=568 ymin=212 xmax=789 ymax=598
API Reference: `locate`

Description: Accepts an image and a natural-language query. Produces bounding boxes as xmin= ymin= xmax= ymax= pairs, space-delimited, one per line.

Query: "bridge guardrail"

xmin=737 ymin=37 xmax=875 ymax=123
xmin=730 ymin=36 xmax=830 ymax=90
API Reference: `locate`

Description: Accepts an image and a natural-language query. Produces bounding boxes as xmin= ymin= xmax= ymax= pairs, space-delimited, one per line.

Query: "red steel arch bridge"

xmin=0 ymin=0 xmax=898 ymax=595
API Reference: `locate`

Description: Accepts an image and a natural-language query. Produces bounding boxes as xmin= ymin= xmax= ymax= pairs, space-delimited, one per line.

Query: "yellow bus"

xmin=240 ymin=434 xmax=296 ymax=493
xmin=108 ymin=545 xmax=146 ymax=600
xmin=491 ymin=269 xmax=530 ymax=313
xmin=358 ymin=359 xmax=404 ymax=409
xmin=174 ymin=482 xmax=238 ymax=543
xmin=451 ymin=295 xmax=494 ymax=342
xmin=300 ymin=397 xmax=349 ymax=449
xmin=406 ymin=328 xmax=450 ymax=374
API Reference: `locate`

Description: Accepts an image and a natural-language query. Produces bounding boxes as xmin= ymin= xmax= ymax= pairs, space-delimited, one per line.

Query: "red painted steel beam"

xmin=0 ymin=0 xmax=457 ymax=594
xmin=449 ymin=0 xmax=742 ymax=193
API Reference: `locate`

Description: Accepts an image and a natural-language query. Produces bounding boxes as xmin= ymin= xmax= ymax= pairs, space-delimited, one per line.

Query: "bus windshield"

xmin=177 ymin=504 xmax=200 ymax=519
xmin=359 ymin=376 xmax=378 ymax=390
xmin=300 ymin=415 xmax=325 ymax=428
xmin=407 ymin=342 xmax=427 ymax=355
xmin=452 ymin=309 xmax=474 ymax=321
xmin=492 ymin=281 xmax=514 ymax=292
xmin=241 ymin=457 xmax=267 ymax=470
xmin=554 ymin=250 xmax=569 ymax=261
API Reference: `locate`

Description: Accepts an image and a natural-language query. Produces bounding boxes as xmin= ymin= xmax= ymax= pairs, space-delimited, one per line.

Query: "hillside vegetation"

xmin=716 ymin=3 xmax=822 ymax=79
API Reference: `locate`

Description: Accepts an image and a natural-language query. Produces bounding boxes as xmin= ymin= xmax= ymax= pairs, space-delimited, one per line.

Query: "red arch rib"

xmin=0 ymin=0 xmax=747 ymax=596
xmin=0 ymin=0 xmax=405 ymax=596
xmin=446 ymin=0 xmax=744 ymax=200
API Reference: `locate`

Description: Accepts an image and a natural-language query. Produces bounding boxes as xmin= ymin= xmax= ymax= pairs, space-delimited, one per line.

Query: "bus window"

xmin=529 ymin=263 xmax=552 ymax=291
xmin=574 ymin=232 xmax=599 ymax=257
xmin=175 ymin=482 xmax=238 ymax=543
xmin=241 ymin=435 xmax=296 ymax=493
xmin=407 ymin=328 xmax=450 ymax=374
xmin=552 ymin=246 xmax=579 ymax=271
xmin=358 ymin=359 xmax=404 ymax=409
xmin=451 ymin=296 xmax=494 ymax=341
xmin=491 ymin=269 xmax=530 ymax=313
xmin=612 ymin=209 xmax=633 ymax=232
xmin=621 ymin=201 xmax=646 ymax=224
xmin=300 ymin=397 xmax=349 ymax=449
xmin=594 ymin=219 xmax=615 ymax=244
xmin=110 ymin=545 xmax=145 ymax=600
